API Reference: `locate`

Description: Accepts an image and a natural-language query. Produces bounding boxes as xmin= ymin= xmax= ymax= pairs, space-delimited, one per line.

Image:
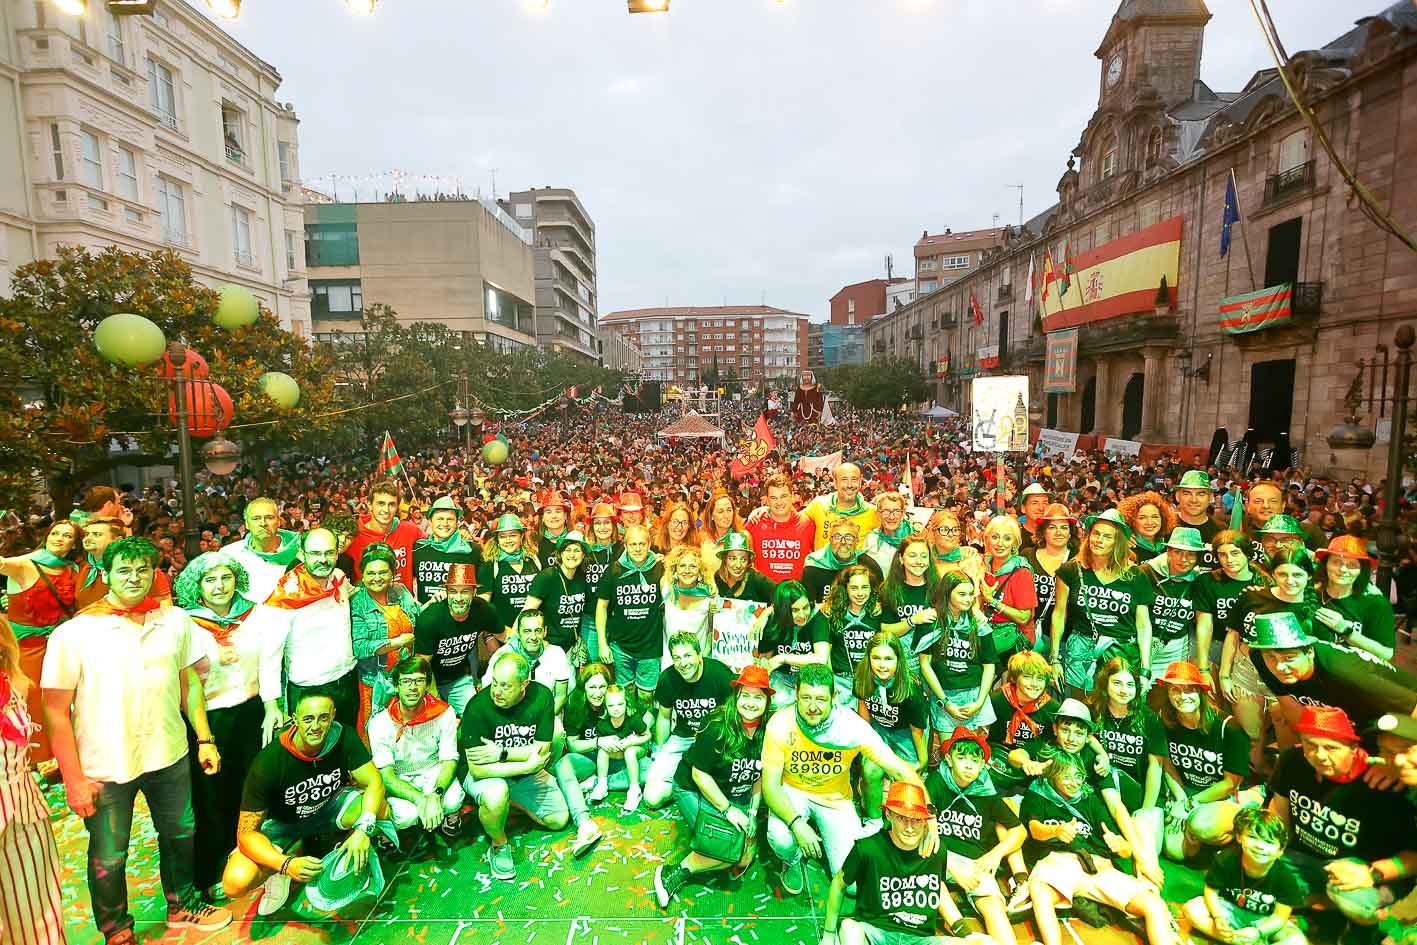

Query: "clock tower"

xmin=1094 ymin=0 xmax=1211 ymax=109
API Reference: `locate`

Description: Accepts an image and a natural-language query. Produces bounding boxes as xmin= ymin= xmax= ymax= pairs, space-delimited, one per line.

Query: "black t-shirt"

xmin=883 ymin=582 xmax=936 ymax=656
xmin=1148 ymin=569 xmax=1197 ymax=643
xmin=597 ymin=561 xmax=665 ymax=658
xmin=673 ymin=720 xmax=765 ymax=801
xmin=757 ymin=609 xmax=831 ymax=667
xmin=1163 ymin=715 xmax=1250 ymax=794
xmin=1205 ymin=847 xmax=1306 ymax=918
xmin=1095 ymin=708 xmax=1166 ymax=784
xmin=1269 ymin=747 xmax=1417 ymax=862
xmin=241 ymin=723 xmax=372 ymax=824
xmin=456 ymin=680 xmax=555 ymax=753
xmin=717 ymin=570 xmax=778 ymax=606
xmin=863 ymin=687 xmax=929 ymax=734
xmin=830 ymin=608 xmax=884 ymax=677
xmin=477 ymin=557 xmax=541 ymax=630
xmin=1226 ymin=589 xmax=1310 ymax=648
xmin=655 ymin=658 xmax=735 ymax=738
xmin=1018 ymin=785 xmax=1121 ymax=862
xmin=1023 ymin=549 xmax=1064 ymax=629
xmin=595 ymin=710 xmax=648 ymax=739
xmin=924 ymin=770 xmax=1021 ymax=860
xmin=988 ymin=691 xmax=1059 ymax=748
xmin=1252 ymin=640 xmax=1417 ymax=721
xmin=1171 ymin=517 xmax=1223 ymax=570
xmin=803 ymin=556 xmax=883 ymax=605
xmin=563 ymin=696 xmax=604 ymax=744
xmin=1191 ymin=571 xmax=1256 ymax=629
xmin=414 ymin=597 xmax=499 ymax=686
xmin=1318 ymin=587 xmax=1396 ymax=649
xmin=582 ymin=545 xmax=621 ymax=604
xmin=1056 ymin=562 xmax=1155 ymax=641
xmin=412 ymin=545 xmax=483 ymax=605
xmin=927 ymin=614 xmax=997 ymax=691
xmin=536 ymin=531 xmax=569 ymax=570
xmin=527 ymin=567 xmax=588 ymax=648
xmin=841 ymin=831 xmax=950 ymax=937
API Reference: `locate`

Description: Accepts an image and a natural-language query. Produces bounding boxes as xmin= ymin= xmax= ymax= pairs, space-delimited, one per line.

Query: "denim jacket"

xmin=350 ymin=584 xmax=421 ymax=685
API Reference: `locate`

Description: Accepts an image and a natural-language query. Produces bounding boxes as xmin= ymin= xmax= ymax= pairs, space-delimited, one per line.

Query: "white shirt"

xmin=41 ymin=604 xmax=201 ymax=784
xmin=266 ymin=577 xmax=356 ymax=688
xmin=188 ymin=603 xmax=286 ymax=710
xmin=367 ymin=703 xmax=459 ymax=781
xmin=221 ymin=537 xmax=294 ymax=604
xmin=483 ymin=642 xmax=573 ymax=694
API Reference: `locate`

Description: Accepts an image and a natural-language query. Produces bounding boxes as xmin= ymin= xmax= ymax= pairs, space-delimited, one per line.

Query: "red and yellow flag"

xmin=1040 ymin=217 xmax=1182 ymax=332
xmin=730 ymin=414 xmax=776 ymax=480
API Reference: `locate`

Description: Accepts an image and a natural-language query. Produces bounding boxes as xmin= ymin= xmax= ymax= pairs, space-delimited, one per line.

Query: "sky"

xmin=211 ymin=0 xmax=1380 ymax=322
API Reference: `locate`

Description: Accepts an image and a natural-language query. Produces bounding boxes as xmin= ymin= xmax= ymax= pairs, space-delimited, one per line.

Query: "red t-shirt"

xmin=746 ymin=514 xmax=816 ymax=582
xmin=348 ymin=517 xmax=423 ymax=588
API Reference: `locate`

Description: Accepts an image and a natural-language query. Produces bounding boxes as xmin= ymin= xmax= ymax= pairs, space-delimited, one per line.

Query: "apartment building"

xmin=913 ymin=226 xmax=1005 ymax=298
xmin=502 ymin=187 xmax=600 ymax=364
xmin=602 ymin=305 xmax=809 ymax=386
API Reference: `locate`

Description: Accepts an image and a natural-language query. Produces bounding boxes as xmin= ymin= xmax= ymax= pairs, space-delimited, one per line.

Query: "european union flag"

xmin=1220 ymin=171 xmax=1240 ymax=258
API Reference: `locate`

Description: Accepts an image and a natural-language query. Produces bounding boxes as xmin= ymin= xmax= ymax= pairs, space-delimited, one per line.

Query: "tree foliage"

xmin=819 ymin=358 xmax=930 ymax=409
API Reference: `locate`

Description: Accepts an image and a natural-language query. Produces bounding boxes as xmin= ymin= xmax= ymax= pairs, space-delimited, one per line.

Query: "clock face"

xmin=1106 ymin=53 xmax=1123 ymax=87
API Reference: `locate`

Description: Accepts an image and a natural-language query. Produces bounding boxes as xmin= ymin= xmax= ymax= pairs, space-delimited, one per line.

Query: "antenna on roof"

xmin=993 ymin=212 xmax=1000 ymax=229
xmin=1008 ymin=184 xmax=1024 ymax=228
xmin=886 ymin=254 xmax=894 ymax=279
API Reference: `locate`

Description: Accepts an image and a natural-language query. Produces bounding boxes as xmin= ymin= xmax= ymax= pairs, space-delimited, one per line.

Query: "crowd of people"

xmin=4 ymin=390 xmax=1417 ymax=945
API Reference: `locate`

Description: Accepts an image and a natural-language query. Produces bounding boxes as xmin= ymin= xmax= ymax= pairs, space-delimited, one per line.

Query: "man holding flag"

xmin=349 ymin=479 xmax=424 ymax=586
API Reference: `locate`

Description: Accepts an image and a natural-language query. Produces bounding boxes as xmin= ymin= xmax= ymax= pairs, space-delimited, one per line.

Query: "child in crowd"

xmin=1183 ymin=808 xmax=1307 ymax=945
xmin=589 ymin=685 xmax=650 ymax=812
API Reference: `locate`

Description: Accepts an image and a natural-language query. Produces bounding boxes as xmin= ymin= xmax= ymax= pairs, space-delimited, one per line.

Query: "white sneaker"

xmin=571 ymin=819 xmax=603 ymax=859
xmin=588 ymin=779 xmax=608 ymax=802
xmin=1005 ymin=880 xmax=1032 ymax=914
xmin=257 ymin=871 xmax=291 ymax=916
xmin=622 ymin=786 xmax=642 ymax=813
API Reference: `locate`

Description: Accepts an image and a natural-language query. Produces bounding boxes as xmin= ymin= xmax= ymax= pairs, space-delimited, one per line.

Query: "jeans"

xmin=84 ymin=755 xmax=197 ymax=938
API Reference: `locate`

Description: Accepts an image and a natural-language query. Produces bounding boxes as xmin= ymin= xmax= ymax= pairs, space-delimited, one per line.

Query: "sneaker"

xmin=571 ymin=819 xmax=603 ymax=859
xmin=654 ymin=863 xmax=689 ymax=908
xmin=1005 ymin=878 xmax=1032 ymax=914
xmin=780 ymin=857 xmax=806 ymax=896
xmin=588 ymin=779 xmax=608 ymax=803
xmin=622 ymin=786 xmax=643 ymax=814
xmin=203 ymin=881 xmax=230 ymax=904
xmin=487 ymin=842 xmax=516 ymax=881
xmin=167 ymin=901 xmax=232 ymax=932
xmin=105 ymin=929 xmax=138 ymax=945
xmin=257 ymin=871 xmax=291 ymax=916
xmin=440 ymin=811 xmax=464 ymax=838
xmin=578 ymin=775 xmax=597 ymax=794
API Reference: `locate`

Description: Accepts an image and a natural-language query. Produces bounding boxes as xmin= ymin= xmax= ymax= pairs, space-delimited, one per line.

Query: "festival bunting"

xmin=1219 ymin=283 xmax=1293 ymax=334
xmin=730 ymin=413 xmax=775 ymax=479
xmin=377 ymin=431 xmax=405 ymax=477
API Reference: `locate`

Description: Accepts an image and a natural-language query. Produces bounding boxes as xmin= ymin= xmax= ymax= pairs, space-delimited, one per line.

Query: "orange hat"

xmin=1295 ymin=705 xmax=1361 ymax=743
xmin=1315 ymin=534 xmax=1376 ymax=566
xmin=1037 ymin=503 xmax=1076 ymax=524
xmin=882 ymin=781 xmax=932 ymax=820
xmin=589 ymin=502 xmax=617 ymax=521
xmin=616 ymin=491 xmax=645 ymax=513
xmin=539 ymin=491 xmax=572 ymax=512
xmin=444 ymin=563 xmax=478 ymax=589
xmin=730 ymin=664 xmax=775 ymax=696
xmin=940 ymin=725 xmax=991 ymax=762
xmin=1158 ymin=661 xmax=1211 ymax=691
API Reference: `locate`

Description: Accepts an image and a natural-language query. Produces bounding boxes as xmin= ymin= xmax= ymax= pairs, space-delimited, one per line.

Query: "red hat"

xmin=588 ymin=501 xmax=617 ymax=521
xmin=1315 ymin=534 xmax=1377 ymax=566
xmin=444 ymin=563 xmax=478 ymax=589
xmin=731 ymin=664 xmax=775 ymax=696
xmin=1294 ymin=705 xmax=1361 ymax=743
xmin=539 ymin=491 xmax=572 ymax=513
xmin=616 ymin=491 xmax=645 ymax=513
xmin=882 ymin=781 xmax=932 ymax=820
xmin=941 ymin=725 xmax=991 ymax=763
xmin=1158 ymin=661 xmax=1211 ymax=691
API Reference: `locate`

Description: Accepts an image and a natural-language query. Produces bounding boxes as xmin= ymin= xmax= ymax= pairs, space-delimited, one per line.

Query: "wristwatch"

xmin=499 ymin=746 xmax=509 ymax=763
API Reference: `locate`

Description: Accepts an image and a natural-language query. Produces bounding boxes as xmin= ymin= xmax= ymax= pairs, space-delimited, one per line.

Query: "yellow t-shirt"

xmin=803 ymin=496 xmax=881 ymax=550
xmin=762 ymin=704 xmax=893 ymax=807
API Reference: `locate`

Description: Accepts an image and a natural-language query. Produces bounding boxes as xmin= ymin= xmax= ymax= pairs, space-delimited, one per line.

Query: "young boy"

xmin=589 ymin=685 xmax=650 ymax=813
xmin=1183 ymin=808 xmax=1307 ymax=945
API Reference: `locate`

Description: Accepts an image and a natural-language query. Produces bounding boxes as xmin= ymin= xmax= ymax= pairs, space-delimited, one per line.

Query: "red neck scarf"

xmin=1322 ymin=748 xmax=1371 ymax=784
xmin=386 ymin=694 xmax=449 ymax=741
xmin=80 ymin=595 xmax=161 ymax=620
xmin=280 ymin=726 xmax=328 ymax=762
xmin=267 ymin=566 xmax=344 ymax=610
xmin=0 ymin=673 xmax=30 ymax=748
xmin=1001 ymin=681 xmax=1053 ymax=744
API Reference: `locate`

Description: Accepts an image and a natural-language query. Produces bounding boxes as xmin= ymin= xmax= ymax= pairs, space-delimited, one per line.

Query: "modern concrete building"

xmin=303 ymin=197 xmax=537 ymax=350
xmin=599 ymin=328 xmax=643 ymax=373
xmin=0 ymin=0 xmax=310 ymax=332
xmin=602 ymin=305 xmax=810 ymax=386
xmin=914 ymin=227 xmax=1006 ymax=297
xmin=865 ymin=0 xmax=1417 ymax=477
xmin=502 ymin=187 xmax=599 ymax=364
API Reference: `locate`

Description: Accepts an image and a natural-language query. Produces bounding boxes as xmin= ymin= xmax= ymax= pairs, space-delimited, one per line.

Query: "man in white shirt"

xmin=222 ymin=497 xmax=301 ymax=604
xmin=265 ymin=528 xmax=358 ymax=727
xmin=367 ymin=656 xmax=464 ymax=838
xmin=483 ymin=610 xmax=572 ymax=713
xmin=42 ymin=536 xmax=232 ymax=944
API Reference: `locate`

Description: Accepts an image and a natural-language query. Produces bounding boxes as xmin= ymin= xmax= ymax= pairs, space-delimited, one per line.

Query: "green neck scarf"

xmin=936 ymin=761 xmax=996 ymax=798
xmin=616 ymin=549 xmax=659 ymax=575
xmin=247 ymin=529 xmax=301 ymax=567
xmin=416 ymin=531 xmax=473 ymax=554
xmin=496 ymin=547 xmax=526 ymax=564
xmin=80 ymin=553 xmax=104 ymax=590
xmin=32 ymin=550 xmax=77 ymax=570
xmin=806 ymin=545 xmax=858 ymax=570
xmin=875 ymin=521 xmax=913 ymax=548
xmin=828 ymin=494 xmax=867 ymax=517
xmin=1134 ymin=534 xmax=1165 ymax=556
xmin=671 ymin=581 xmax=711 ymax=605
xmin=934 ymin=547 xmax=962 ymax=564
xmin=186 ymin=594 xmax=255 ymax=629
xmin=988 ymin=554 xmax=1029 ymax=578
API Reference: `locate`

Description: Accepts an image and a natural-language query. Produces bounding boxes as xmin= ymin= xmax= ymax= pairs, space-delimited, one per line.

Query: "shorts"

xmin=1030 ymin=850 xmax=1155 ymax=911
xmin=1231 ymin=647 xmax=1275 ymax=700
xmin=874 ymin=723 xmax=920 ymax=766
xmin=610 ymin=642 xmax=661 ymax=692
xmin=928 ymin=687 xmax=997 ymax=731
xmin=839 ymin=919 xmax=972 ymax=944
xmin=260 ymin=787 xmax=364 ymax=850
xmin=945 ymin=850 xmax=1005 ymax=899
xmin=1287 ymin=851 xmax=1407 ymax=924
xmin=462 ymin=768 xmax=568 ymax=823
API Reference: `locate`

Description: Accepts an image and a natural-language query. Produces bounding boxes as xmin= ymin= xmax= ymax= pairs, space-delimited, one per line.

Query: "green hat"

xmin=492 ymin=513 xmax=525 ymax=533
xmin=428 ymin=496 xmax=460 ymax=515
xmin=1164 ymin=527 xmax=1206 ymax=553
xmin=559 ymin=529 xmax=588 ymax=552
xmin=1248 ymin=612 xmax=1313 ymax=650
xmin=305 ymin=844 xmax=386 ymax=912
xmin=719 ymin=531 xmax=754 ymax=559
xmin=1083 ymin=507 xmax=1132 ymax=540
xmin=1176 ymin=470 xmax=1215 ymax=491
xmin=1257 ymin=514 xmax=1304 ymax=537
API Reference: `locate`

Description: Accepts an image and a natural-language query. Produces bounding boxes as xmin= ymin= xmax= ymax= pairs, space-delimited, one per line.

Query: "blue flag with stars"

xmin=1220 ymin=171 xmax=1240 ymax=258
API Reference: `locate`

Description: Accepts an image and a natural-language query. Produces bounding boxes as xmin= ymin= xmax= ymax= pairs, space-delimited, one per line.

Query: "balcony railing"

xmin=161 ymin=228 xmax=191 ymax=249
xmin=1263 ymin=161 xmax=1314 ymax=206
xmin=153 ymin=108 xmax=177 ymax=131
xmin=998 ymin=284 xmax=1012 ymax=300
xmin=1292 ymin=281 xmax=1324 ymax=317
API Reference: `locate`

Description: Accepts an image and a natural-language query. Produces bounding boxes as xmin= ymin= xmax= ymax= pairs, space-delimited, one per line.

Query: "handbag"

xmin=690 ymin=802 xmax=747 ymax=863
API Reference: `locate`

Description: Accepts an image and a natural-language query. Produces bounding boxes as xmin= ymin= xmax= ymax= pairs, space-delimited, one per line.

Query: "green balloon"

xmin=258 ymin=371 xmax=301 ymax=409
xmin=214 ymin=284 xmax=259 ymax=329
xmin=482 ymin=439 xmax=509 ymax=465
xmin=94 ymin=313 xmax=166 ymax=367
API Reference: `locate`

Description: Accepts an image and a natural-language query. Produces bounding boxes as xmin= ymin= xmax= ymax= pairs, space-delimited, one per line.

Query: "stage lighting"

xmin=627 ymin=0 xmax=668 ymax=13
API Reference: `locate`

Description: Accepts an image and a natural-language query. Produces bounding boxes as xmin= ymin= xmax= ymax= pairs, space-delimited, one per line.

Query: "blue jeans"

xmin=84 ymin=755 xmax=197 ymax=938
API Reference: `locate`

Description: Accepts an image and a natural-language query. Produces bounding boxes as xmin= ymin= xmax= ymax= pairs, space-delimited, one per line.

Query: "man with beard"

xmin=414 ymin=564 xmax=497 ymax=713
xmin=367 ymin=656 xmax=464 ymax=839
xmin=222 ymin=498 xmax=300 ymax=604
xmin=266 ymin=529 xmax=359 ymax=730
xmin=802 ymin=519 xmax=883 ymax=604
xmin=412 ymin=496 xmax=481 ymax=605
xmin=347 ymin=480 xmax=422 ymax=586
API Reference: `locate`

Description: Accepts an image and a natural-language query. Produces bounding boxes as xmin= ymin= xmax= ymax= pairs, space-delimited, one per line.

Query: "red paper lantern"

xmin=158 ymin=347 xmax=209 ymax=380
xmin=168 ymin=380 xmax=233 ymax=437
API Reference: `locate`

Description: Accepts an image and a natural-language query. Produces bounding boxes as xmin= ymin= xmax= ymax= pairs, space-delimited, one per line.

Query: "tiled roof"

xmin=915 ymin=227 xmax=1005 ymax=248
xmin=602 ymin=305 xmax=806 ymax=322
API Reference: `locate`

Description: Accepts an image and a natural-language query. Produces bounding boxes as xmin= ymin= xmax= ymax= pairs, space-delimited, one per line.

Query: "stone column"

xmin=1140 ymin=347 xmax=1166 ymax=442
xmin=1092 ymin=358 xmax=1114 ymax=438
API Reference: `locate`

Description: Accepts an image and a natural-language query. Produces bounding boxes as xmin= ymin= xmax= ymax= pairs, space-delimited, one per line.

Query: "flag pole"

xmin=1232 ymin=168 xmax=1260 ymax=291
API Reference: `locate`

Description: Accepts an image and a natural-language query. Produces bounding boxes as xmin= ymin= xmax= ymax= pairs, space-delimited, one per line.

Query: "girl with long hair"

xmin=824 ymin=564 xmax=884 ymax=701
xmin=713 ymin=533 xmax=775 ymax=605
xmin=1311 ymin=535 xmax=1394 ymax=663
xmin=698 ymin=490 xmax=744 ymax=576
xmin=854 ymin=632 xmax=927 ymax=819
xmin=523 ymin=532 xmax=590 ymax=657
xmin=654 ymin=501 xmax=700 ymax=556
xmin=972 ymin=515 xmax=1037 ymax=671
xmin=1088 ymin=656 xmax=1167 ymax=861
xmin=879 ymin=535 xmax=939 ymax=676
xmin=477 ymin=513 xmax=542 ymax=644
xmin=1023 ymin=504 xmax=1074 ymax=641
xmin=1048 ymin=510 xmax=1155 ymax=696
xmin=580 ymin=503 xmax=622 ymax=664
xmin=755 ymin=579 xmax=830 ymax=708
xmin=1192 ymin=529 xmax=1263 ymax=685
xmin=920 ymin=572 xmax=997 ymax=738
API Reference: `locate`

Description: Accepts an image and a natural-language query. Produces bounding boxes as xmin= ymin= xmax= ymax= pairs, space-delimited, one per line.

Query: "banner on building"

xmin=1101 ymin=437 xmax=1143 ymax=458
xmin=935 ymin=356 xmax=950 ymax=377
xmin=970 ymin=375 xmax=1030 ymax=453
xmin=1039 ymin=216 xmax=1183 ymax=332
xmin=978 ymin=345 xmax=1000 ymax=370
xmin=711 ymin=598 xmax=766 ymax=673
xmin=959 ymin=353 xmax=977 ymax=376
xmin=798 ymin=450 xmax=844 ymax=477
xmin=1043 ymin=329 xmax=1080 ymax=393
xmin=1220 ymin=283 xmax=1293 ymax=334
xmin=1036 ymin=428 xmax=1080 ymax=458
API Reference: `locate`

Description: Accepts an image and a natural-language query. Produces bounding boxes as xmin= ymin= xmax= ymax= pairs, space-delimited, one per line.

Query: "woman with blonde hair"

xmin=660 ymin=544 xmax=716 ymax=661
xmin=655 ymin=501 xmax=700 ymax=556
xmin=972 ymin=515 xmax=1037 ymax=671
xmin=1117 ymin=491 xmax=1178 ymax=561
xmin=698 ymin=489 xmax=744 ymax=576
xmin=925 ymin=508 xmax=980 ymax=580
xmin=0 ymin=615 xmax=65 ymax=945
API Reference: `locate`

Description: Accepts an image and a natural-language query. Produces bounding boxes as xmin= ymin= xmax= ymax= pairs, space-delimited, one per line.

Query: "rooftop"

xmin=915 ymin=226 xmax=1007 ymax=250
xmin=602 ymin=305 xmax=808 ymax=322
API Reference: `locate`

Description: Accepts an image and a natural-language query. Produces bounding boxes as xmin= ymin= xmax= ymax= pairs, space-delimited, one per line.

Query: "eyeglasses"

xmin=830 ymin=533 xmax=855 ymax=542
xmin=938 ymin=527 xmax=960 ymax=536
xmin=396 ymin=677 xmax=428 ymax=687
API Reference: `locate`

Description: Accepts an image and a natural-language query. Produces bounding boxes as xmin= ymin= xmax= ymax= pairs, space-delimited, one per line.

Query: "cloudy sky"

xmin=215 ymin=0 xmax=1377 ymax=321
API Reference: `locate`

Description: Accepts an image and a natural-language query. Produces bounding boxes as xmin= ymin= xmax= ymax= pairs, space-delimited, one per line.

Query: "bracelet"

xmin=788 ymin=815 xmax=804 ymax=831
xmin=197 ymin=738 xmax=216 ymax=746
xmin=279 ymin=855 xmax=294 ymax=876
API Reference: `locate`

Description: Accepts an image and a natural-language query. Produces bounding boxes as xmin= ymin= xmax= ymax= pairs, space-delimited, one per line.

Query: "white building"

xmin=0 ymin=0 xmax=310 ymax=333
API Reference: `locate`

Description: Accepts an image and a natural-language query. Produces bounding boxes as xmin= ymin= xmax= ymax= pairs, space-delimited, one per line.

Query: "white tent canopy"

xmin=919 ymin=403 xmax=958 ymax=418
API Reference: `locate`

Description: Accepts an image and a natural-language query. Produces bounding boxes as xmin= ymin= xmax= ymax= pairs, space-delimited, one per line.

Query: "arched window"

xmin=1146 ymin=127 xmax=1163 ymax=164
xmin=1101 ymin=131 xmax=1119 ymax=179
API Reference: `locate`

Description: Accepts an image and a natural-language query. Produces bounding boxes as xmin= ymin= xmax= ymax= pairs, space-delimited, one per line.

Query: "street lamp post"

xmin=167 ymin=341 xmax=202 ymax=561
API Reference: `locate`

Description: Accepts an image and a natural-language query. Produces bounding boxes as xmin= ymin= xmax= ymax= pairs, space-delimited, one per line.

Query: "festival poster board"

xmin=711 ymin=597 xmax=766 ymax=673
